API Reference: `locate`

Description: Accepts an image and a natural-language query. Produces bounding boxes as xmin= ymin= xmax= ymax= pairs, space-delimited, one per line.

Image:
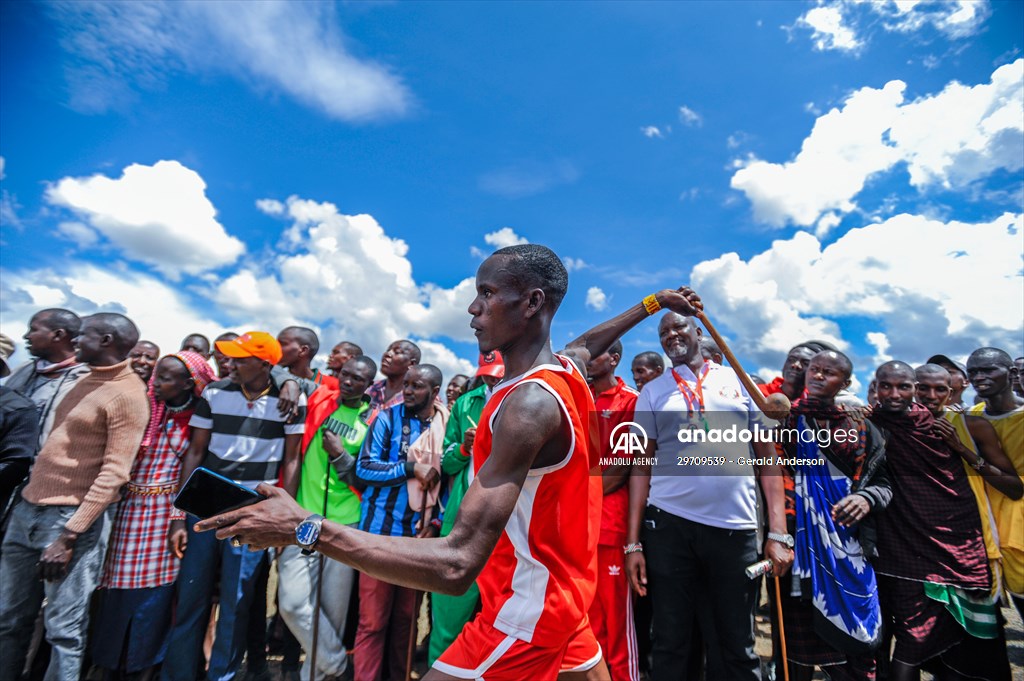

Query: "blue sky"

xmin=1 ymin=0 xmax=1021 ymax=393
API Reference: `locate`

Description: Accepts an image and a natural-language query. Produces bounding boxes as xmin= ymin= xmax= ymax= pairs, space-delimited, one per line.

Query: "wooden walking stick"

xmin=695 ymin=310 xmax=791 ymax=422
xmin=308 ymin=442 xmax=333 ymax=681
xmin=305 ymin=436 xmax=337 ymax=679
xmin=773 ymin=575 xmax=790 ymax=681
xmin=308 ymin=552 xmax=326 ymax=681
xmin=405 ymin=496 xmax=428 ymax=681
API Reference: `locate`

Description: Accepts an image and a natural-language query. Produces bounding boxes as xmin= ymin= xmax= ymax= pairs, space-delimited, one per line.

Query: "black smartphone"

xmin=173 ymin=467 xmax=266 ymax=519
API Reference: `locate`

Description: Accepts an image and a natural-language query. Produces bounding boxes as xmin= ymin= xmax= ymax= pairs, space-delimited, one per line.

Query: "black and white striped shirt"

xmin=190 ymin=380 xmax=306 ymax=488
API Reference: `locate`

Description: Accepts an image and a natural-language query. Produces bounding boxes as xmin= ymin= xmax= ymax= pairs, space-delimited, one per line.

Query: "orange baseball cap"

xmin=476 ymin=350 xmax=505 ymax=379
xmin=215 ymin=331 xmax=283 ymax=365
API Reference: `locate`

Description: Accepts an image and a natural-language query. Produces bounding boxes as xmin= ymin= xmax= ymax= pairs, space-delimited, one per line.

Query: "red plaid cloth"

xmin=100 ymin=409 xmax=191 ymax=590
xmin=870 ymin=404 xmax=989 ymax=589
xmin=366 ymin=379 xmax=405 ymax=425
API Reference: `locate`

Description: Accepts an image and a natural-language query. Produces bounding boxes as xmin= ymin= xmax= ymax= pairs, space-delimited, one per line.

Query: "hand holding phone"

xmin=173 ymin=467 xmax=266 ymax=520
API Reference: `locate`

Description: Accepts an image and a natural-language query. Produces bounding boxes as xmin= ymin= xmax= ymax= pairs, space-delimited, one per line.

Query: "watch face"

xmin=296 ymin=520 xmax=320 ymax=546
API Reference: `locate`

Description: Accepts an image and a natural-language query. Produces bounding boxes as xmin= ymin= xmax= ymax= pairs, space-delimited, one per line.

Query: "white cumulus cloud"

xmin=731 ymin=60 xmax=1024 ymax=228
xmin=483 ymin=227 xmax=529 ymax=249
xmin=563 ymin=257 xmax=588 ymax=273
xmin=47 ymin=0 xmax=411 ymax=121
xmin=45 ymin=160 xmax=246 ymax=277
xmin=414 ymin=339 xmax=476 ymax=382
xmin=2 ymin=195 xmax=483 ymax=382
xmin=0 ymin=155 xmax=21 ymax=229
xmin=678 ymin=105 xmax=703 ymax=127
xmin=641 ymin=126 xmax=664 ymax=138
xmin=870 ymin=0 xmax=990 ymax=39
xmin=689 ymin=212 xmax=1023 ymax=377
xmin=865 ymin=331 xmax=892 ymax=366
xmin=585 ymin=286 xmax=608 ymax=312
xmin=209 ymin=195 xmax=478 ymax=363
xmin=54 ymin=221 xmax=100 ymax=248
xmin=799 ymin=5 xmax=862 ymax=52
xmin=0 ymin=263 xmax=224 ymax=370
xmin=256 ymin=198 xmax=286 ymax=216
xmin=793 ymin=1 xmax=990 ymax=54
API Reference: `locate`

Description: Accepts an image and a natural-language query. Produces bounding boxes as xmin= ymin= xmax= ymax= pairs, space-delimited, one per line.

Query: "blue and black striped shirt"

xmin=357 ymin=403 xmax=429 ymax=537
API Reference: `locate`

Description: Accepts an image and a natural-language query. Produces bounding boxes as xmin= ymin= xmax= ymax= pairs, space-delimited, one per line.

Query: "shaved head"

xmin=280 ymin=326 xmax=320 ymax=355
xmin=338 ymin=341 xmax=362 ymax=355
xmin=967 ymin=346 xmax=1019 ymax=407
xmin=491 ymin=244 xmax=569 ymax=311
xmin=815 ymin=350 xmax=853 ymax=379
xmin=88 ymin=313 xmax=140 ymax=354
xmin=699 ymin=337 xmax=722 ymax=363
xmin=876 ymin=360 xmax=915 ymax=382
xmin=792 ymin=339 xmax=838 ymax=355
xmin=350 ymin=355 xmax=377 ymax=376
xmin=875 ymin=360 xmax=917 ymax=412
xmin=915 ymin=363 xmax=950 ymax=383
xmin=411 ymin=363 xmax=443 ymax=389
xmin=967 ymin=347 xmax=1013 ymax=370
xmin=633 ymin=351 xmax=664 ymax=369
xmin=35 ymin=308 xmax=82 ymax=337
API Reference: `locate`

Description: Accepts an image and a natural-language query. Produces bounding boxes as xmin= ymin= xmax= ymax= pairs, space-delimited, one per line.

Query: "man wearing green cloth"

xmin=278 ymin=355 xmax=378 ymax=681
xmin=428 ymin=351 xmax=506 ymax=665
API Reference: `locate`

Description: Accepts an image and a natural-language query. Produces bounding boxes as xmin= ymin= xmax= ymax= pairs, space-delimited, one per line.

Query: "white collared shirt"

xmin=633 ymin=362 xmax=769 ymax=530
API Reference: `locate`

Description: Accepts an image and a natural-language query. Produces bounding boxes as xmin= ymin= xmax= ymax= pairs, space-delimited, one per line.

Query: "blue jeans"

xmin=0 ymin=500 xmax=114 ymax=681
xmin=160 ymin=518 xmax=267 ymax=681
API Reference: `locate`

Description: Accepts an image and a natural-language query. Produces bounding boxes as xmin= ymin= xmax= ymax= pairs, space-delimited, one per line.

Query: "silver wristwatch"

xmin=767 ymin=532 xmax=795 ymax=549
xmin=296 ymin=514 xmax=325 ymax=555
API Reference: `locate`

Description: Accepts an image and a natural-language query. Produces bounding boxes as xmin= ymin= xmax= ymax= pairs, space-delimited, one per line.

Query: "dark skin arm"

xmin=832 ymin=494 xmax=871 ymax=526
xmin=932 ymin=418 xmax=1022 ymax=499
xmin=564 ymin=283 xmax=702 ymax=492
xmin=39 ymin=528 xmax=79 ymax=581
xmin=625 ymin=446 xmax=654 ymax=597
xmin=275 ymin=379 xmax=302 ymax=423
xmin=563 ymin=287 xmax=703 ymax=368
xmin=196 ymin=382 xmax=564 ymax=595
xmin=563 ymin=289 xmax=701 ymax=496
xmin=753 ymin=439 xmax=794 ymax=576
xmin=279 ymin=432 xmax=302 ymax=498
xmin=602 ymin=464 xmax=630 ymax=495
xmin=958 ymin=417 xmax=1022 ymax=500
xmin=167 ymin=427 xmax=211 ymax=558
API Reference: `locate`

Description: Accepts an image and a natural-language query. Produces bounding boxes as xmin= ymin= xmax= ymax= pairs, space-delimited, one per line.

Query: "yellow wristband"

xmin=643 ymin=294 xmax=661 ymax=315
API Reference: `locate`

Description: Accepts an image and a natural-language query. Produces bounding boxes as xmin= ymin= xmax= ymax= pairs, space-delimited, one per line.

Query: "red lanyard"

xmin=671 ymin=362 xmax=710 ymax=417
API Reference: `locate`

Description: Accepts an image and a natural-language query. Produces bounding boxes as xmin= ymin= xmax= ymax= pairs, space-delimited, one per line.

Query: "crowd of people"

xmin=0 ymin=243 xmax=1021 ymax=681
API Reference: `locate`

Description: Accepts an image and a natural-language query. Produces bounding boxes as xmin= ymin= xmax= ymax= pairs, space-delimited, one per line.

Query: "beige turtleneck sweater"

xmin=22 ymin=359 xmax=150 ymax=534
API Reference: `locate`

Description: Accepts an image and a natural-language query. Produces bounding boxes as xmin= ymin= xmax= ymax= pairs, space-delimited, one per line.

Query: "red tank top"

xmin=472 ymin=354 xmax=601 ymax=643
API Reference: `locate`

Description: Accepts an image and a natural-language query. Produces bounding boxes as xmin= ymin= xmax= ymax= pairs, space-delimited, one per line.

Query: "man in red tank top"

xmin=198 ymin=245 xmax=702 ymax=681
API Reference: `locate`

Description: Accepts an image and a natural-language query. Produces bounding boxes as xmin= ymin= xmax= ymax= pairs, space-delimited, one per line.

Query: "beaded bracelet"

xmin=623 ymin=542 xmax=644 ymax=555
xmin=642 ymin=294 xmax=661 ymax=315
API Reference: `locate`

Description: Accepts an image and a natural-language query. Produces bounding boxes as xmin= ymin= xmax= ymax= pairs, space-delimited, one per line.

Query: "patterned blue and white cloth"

xmin=792 ymin=416 xmax=882 ymax=653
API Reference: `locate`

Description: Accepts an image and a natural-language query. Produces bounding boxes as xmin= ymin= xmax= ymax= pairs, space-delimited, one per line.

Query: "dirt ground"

xmin=261 ymin=587 xmax=1023 ymax=680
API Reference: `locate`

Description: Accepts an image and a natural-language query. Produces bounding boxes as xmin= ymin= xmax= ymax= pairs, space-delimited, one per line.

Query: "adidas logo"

xmin=608 ymin=564 xmax=621 ymax=576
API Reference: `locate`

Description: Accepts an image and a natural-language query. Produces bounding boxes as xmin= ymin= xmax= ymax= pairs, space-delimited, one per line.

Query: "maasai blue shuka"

xmin=792 ymin=416 xmax=882 ymax=654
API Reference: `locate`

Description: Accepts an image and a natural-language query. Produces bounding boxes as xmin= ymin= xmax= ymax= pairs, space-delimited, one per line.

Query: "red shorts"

xmin=433 ymin=616 xmax=601 ymax=679
xmin=559 ymin=616 xmax=603 ymax=672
